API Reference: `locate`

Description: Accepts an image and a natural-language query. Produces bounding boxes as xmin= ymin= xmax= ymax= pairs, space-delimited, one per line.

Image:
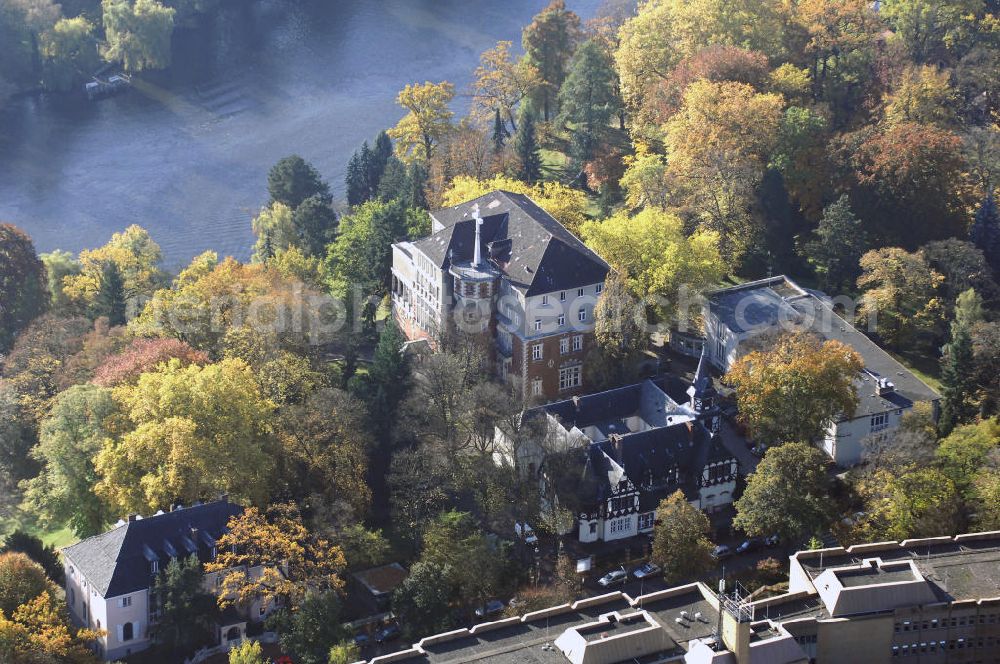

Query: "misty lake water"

xmin=0 ymin=0 xmax=599 ymax=267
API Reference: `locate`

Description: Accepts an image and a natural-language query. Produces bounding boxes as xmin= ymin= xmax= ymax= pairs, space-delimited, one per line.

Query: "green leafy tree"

xmin=0 ymin=383 xmax=36 ymax=486
xmin=650 ymin=490 xmax=715 ymax=585
xmin=0 ymin=223 xmax=49 ymax=353
xmin=153 ymin=555 xmax=216 ymax=654
xmin=880 ymin=0 xmax=981 ymax=63
xmin=293 ymin=194 xmax=338 ymax=257
xmin=857 ymin=247 xmax=945 ymax=349
xmin=102 ymin=0 xmax=176 ymax=72
xmin=522 ymin=0 xmax=581 ymax=120
xmin=391 ymin=560 xmax=454 ymax=639
xmin=804 ymin=195 xmax=866 ymax=292
xmin=251 ymin=202 xmax=298 ymax=262
xmin=62 ymin=224 xmax=164 ymax=315
xmin=588 ymin=272 xmax=646 ymax=389
xmin=229 ymin=641 xmax=267 ymax=664
xmin=856 ymin=466 xmax=962 ymax=539
xmin=271 ymin=591 xmax=347 ymax=664
xmin=935 ymin=418 xmax=1000 ymax=501
xmin=268 ymin=155 xmax=331 ymax=209
xmin=40 ymin=16 xmax=99 ymax=91
xmin=921 ymin=239 xmax=996 ymax=308
xmin=512 ymin=108 xmax=543 ymax=184
xmin=580 ymin=207 xmax=724 ymax=318
xmin=40 ymin=250 xmax=81 ymax=312
xmin=336 ymin=524 xmax=390 ymax=571
xmin=556 ymin=38 xmax=620 ymax=164
xmin=328 ymin=642 xmax=361 ymax=664
xmin=733 ymin=443 xmax=833 ymax=543
xmin=21 ymin=384 xmax=116 ymax=538
xmin=0 ymin=551 xmax=52 ymax=617
xmin=1 ymin=531 xmax=62 ymax=584
xmin=327 ymin=199 xmax=411 ymax=297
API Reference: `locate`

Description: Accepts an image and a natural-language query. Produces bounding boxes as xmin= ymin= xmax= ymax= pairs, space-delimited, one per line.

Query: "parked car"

xmin=353 ymin=633 xmax=370 ymax=648
xmin=523 ymin=524 xmax=539 ymax=546
xmin=631 ymin=562 xmax=661 ymax=579
xmin=375 ymin=624 xmax=401 ymax=643
xmin=475 ymin=599 xmax=506 ymax=618
xmin=736 ymin=538 xmax=759 ymax=554
xmin=712 ymin=544 xmax=732 ymax=560
xmin=764 ymin=534 xmax=780 ymax=548
xmin=598 ymin=566 xmax=627 ymax=587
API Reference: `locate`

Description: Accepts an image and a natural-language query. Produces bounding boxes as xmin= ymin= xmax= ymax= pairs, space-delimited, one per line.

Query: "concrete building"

xmin=702 ymin=276 xmax=940 ymax=467
xmin=61 ymin=498 xmax=271 ymax=661
xmin=360 ymin=531 xmax=1000 ymax=664
xmin=502 ymin=357 xmax=738 ymax=544
xmin=391 ymin=191 xmax=609 ymax=401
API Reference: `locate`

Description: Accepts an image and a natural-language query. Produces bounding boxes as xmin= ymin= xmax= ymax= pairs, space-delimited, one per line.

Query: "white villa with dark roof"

xmin=61 ymin=497 xmax=271 ymax=661
xmin=391 ymin=191 xmax=610 ymax=401
xmin=702 ymin=276 xmax=941 ymax=467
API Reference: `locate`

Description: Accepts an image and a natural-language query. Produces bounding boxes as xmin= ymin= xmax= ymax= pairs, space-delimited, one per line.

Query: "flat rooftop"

xmin=796 ymin=534 xmax=1000 ymax=602
xmin=835 ymin=564 xmax=918 ymax=588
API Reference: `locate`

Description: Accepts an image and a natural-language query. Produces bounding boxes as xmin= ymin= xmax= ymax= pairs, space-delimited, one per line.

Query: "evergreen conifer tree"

xmin=491 ymin=108 xmax=509 ymax=151
xmin=513 ymin=109 xmax=543 ymax=184
xmin=940 ymin=316 xmax=977 ymax=435
xmin=971 ymin=194 xmax=1000 ymax=278
xmin=345 ymin=151 xmax=366 ymax=206
xmin=95 ymin=261 xmax=127 ymax=326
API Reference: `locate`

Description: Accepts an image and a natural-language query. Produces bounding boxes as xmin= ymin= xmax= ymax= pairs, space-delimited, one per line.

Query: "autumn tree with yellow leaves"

xmin=206 ymin=503 xmax=346 ymax=611
xmin=388 ymin=81 xmax=455 ymax=164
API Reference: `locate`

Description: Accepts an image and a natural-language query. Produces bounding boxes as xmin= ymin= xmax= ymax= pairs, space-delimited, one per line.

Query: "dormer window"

xmin=542 ymin=295 xmax=548 ymax=305
xmin=150 ymin=560 xmax=158 ymax=575
xmin=577 ymin=288 xmax=584 ymax=297
xmin=559 ymin=291 xmax=566 ymax=302
xmin=596 ymin=283 xmax=603 ymax=294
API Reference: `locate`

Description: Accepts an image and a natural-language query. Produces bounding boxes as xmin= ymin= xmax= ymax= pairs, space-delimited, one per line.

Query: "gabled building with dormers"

xmin=516 ymin=358 xmax=738 ymax=544
xmin=61 ymin=497 xmax=272 ymax=661
xmin=390 ymin=191 xmax=610 ymax=401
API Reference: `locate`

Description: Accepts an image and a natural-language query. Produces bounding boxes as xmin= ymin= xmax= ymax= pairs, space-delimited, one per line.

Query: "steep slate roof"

xmin=420 ymin=190 xmax=609 ymax=295
xmin=62 ymin=499 xmax=242 ymax=598
xmin=543 ymin=418 xmax=720 ymax=515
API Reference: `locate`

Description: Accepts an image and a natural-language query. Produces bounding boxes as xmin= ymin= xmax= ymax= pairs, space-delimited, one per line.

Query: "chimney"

xmin=127 ymin=514 xmax=139 ymax=523
xmin=219 ymin=493 xmax=229 ymax=503
xmin=610 ymin=433 xmax=623 ymax=461
xmin=876 ymin=378 xmax=895 ymax=396
xmin=472 ymin=203 xmax=483 ymax=267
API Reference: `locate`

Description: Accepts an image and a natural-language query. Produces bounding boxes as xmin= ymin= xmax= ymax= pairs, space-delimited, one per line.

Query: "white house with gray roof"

xmin=703 ymin=276 xmax=941 ymax=466
xmin=61 ymin=497 xmax=271 ymax=660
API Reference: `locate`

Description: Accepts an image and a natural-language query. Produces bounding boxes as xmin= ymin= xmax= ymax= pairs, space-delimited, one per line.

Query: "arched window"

xmin=122 ymin=622 xmax=134 ymax=642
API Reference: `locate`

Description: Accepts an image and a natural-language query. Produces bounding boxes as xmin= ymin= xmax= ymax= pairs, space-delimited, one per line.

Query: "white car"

xmin=523 ymin=524 xmax=538 ymax=545
xmin=712 ymin=544 xmax=732 ymax=560
xmin=598 ymin=567 xmax=627 ymax=587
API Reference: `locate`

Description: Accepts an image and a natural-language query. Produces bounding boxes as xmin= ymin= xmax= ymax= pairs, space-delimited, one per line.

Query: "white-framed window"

xmin=596 ymin=283 xmax=603 ymax=294
xmin=531 ymin=378 xmax=543 ymax=396
xmin=578 ymin=308 xmax=587 ymax=322
xmin=560 ymin=338 xmax=569 ymax=354
xmin=119 ymin=621 xmax=135 ymax=642
xmin=150 ymin=560 xmax=158 ymax=574
xmin=534 ymin=319 xmax=542 ymax=331
xmin=559 ymin=291 xmax=566 ymax=301
xmin=638 ymin=512 xmax=655 ymax=530
xmin=559 ymin=365 xmax=582 ymax=390
xmin=871 ymin=412 xmax=888 ymax=432
xmin=557 ymin=314 xmax=565 ymax=327
xmin=577 ymin=288 xmax=584 ymax=297
xmin=532 ymin=344 xmax=543 ymax=361
xmin=609 ymin=496 xmax=631 ymax=512
xmin=609 ymin=517 xmax=630 ymax=535
xmin=119 ymin=595 xmax=132 ymax=608
xmin=572 ymin=335 xmax=583 ymax=351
